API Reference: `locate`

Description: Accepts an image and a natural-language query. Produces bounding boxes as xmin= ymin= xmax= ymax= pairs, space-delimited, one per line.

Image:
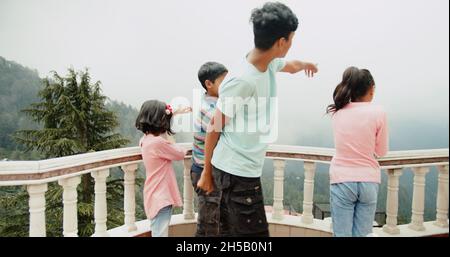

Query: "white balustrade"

xmin=122 ymin=164 xmax=138 ymax=232
xmin=434 ymin=165 xmax=449 ymax=228
xmin=58 ymin=176 xmax=81 ymax=237
xmin=27 ymin=183 xmax=48 ymax=237
xmin=91 ymin=169 xmax=110 ymax=236
xmin=0 ymin=145 xmax=447 ymax=237
xmin=273 ymin=159 xmax=286 ymax=220
xmin=182 ymin=158 xmax=195 ymax=220
xmin=302 ymin=162 xmax=316 ymax=224
xmin=383 ymin=168 xmax=403 ymax=234
xmin=409 ymin=167 xmax=430 ymax=231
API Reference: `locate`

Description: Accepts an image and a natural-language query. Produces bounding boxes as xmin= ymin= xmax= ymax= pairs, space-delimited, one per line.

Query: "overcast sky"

xmin=1 ymin=0 xmax=448 ymax=148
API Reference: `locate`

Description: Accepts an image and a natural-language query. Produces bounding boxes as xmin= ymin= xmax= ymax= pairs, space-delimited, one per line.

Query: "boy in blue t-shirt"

xmin=197 ymin=2 xmax=319 ymax=236
xmin=191 ymin=62 xmax=228 ymax=236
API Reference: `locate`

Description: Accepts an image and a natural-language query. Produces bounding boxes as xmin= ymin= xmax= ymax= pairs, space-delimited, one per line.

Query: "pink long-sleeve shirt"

xmin=139 ymin=134 xmax=186 ymax=219
xmin=330 ymin=102 xmax=389 ymax=184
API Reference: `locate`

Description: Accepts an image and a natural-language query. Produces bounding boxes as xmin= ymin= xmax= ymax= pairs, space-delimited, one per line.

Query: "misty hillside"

xmin=0 ymin=56 xmax=41 ymax=159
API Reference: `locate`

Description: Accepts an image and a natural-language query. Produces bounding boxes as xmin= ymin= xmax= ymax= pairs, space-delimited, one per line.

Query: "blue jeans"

xmin=150 ymin=205 xmax=172 ymax=237
xmin=330 ymin=182 xmax=379 ymax=237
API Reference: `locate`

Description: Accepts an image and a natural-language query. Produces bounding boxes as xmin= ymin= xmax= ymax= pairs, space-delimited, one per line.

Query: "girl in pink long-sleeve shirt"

xmin=135 ymin=100 xmax=191 ymax=237
xmin=326 ymin=67 xmax=389 ymax=237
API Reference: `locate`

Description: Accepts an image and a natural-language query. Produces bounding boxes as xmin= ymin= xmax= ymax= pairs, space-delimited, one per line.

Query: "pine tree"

xmin=15 ymin=68 xmax=128 ymax=157
xmin=4 ymin=68 xmax=131 ymax=236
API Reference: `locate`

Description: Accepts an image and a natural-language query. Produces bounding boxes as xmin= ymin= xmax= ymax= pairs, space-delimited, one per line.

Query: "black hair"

xmin=327 ymin=67 xmax=375 ymax=113
xmin=250 ymin=2 xmax=299 ymax=51
xmin=198 ymin=62 xmax=228 ymax=91
xmin=135 ymin=100 xmax=174 ymax=136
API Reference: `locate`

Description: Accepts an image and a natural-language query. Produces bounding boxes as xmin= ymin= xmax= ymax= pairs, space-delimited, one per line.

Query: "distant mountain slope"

xmin=0 ymin=56 xmax=41 ymax=158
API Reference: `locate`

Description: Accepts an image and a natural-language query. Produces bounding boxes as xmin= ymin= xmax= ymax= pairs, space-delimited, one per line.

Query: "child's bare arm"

xmin=172 ymin=106 xmax=192 ymax=115
xmin=281 ymin=60 xmax=318 ymax=77
xmin=197 ymin=109 xmax=229 ymax=194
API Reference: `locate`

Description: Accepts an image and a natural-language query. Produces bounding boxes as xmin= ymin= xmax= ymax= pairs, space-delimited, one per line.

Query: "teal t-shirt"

xmin=211 ymin=57 xmax=286 ymax=178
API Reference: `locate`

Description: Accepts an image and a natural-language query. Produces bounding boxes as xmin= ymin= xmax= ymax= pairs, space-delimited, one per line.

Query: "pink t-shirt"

xmin=139 ymin=134 xmax=186 ymax=219
xmin=330 ymin=102 xmax=389 ymax=184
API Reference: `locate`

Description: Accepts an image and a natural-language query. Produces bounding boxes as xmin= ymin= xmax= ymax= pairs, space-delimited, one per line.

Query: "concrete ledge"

xmin=107 ymin=213 xmax=334 ymax=237
xmin=374 ymin=221 xmax=449 ymax=237
xmin=107 ymin=214 xmax=447 ymax=237
xmin=107 ymin=213 xmax=198 ymax=237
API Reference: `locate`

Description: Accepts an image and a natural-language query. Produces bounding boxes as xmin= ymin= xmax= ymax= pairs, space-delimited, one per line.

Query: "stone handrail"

xmin=1 ymin=144 xmax=447 ymax=185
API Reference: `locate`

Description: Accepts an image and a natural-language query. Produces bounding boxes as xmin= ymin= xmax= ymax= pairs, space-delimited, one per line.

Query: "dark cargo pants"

xmin=191 ymin=166 xmax=269 ymax=237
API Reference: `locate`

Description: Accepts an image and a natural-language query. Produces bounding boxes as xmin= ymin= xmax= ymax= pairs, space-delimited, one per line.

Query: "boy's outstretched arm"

xmin=281 ymin=60 xmax=318 ymax=77
xmin=197 ymin=108 xmax=229 ymax=194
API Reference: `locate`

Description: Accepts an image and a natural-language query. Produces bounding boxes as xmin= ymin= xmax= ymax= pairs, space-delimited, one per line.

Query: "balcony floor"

xmin=107 ymin=213 xmax=448 ymax=237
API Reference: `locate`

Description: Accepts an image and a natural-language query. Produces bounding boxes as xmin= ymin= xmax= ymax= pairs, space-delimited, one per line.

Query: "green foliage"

xmin=0 ymin=66 xmax=134 ymax=236
xmin=0 ymin=186 xmax=29 ymax=236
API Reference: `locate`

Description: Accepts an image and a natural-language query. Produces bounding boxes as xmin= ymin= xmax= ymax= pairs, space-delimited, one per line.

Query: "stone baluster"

xmin=58 ymin=176 xmax=81 ymax=237
xmin=408 ymin=166 xmax=430 ymax=231
xmin=302 ymin=162 xmax=316 ymax=224
xmin=183 ymin=158 xmax=195 ymax=220
xmin=91 ymin=169 xmax=110 ymax=236
xmin=382 ymin=168 xmax=403 ymax=234
xmin=27 ymin=183 xmax=48 ymax=237
xmin=122 ymin=164 xmax=138 ymax=232
xmin=434 ymin=165 xmax=449 ymax=228
xmin=272 ymin=159 xmax=286 ymax=220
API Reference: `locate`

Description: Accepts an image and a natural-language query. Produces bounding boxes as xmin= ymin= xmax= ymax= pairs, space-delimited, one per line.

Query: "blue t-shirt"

xmin=211 ymin=57 xmax=286 ymax=178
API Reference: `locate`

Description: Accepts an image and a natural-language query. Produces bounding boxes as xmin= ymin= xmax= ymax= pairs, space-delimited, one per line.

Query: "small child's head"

xmin=135 ymin=100 xmax=174 ymax=136
xmin=327 ymin=67 xmax=376 ymax=113
xmin=198 ymin=62 xmax=228 ymax=97
xmin=250 ymin=2 xmax=299 ymax=57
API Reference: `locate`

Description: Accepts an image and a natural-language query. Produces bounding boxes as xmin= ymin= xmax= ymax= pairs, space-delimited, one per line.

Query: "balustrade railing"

xmin=0 ymin=144 xmax=448 ymax=237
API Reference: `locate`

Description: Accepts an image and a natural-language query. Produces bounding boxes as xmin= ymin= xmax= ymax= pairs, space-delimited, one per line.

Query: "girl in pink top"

xmin=326 ymin=67 xmax=389 ymax=237
xmin=135 ymin=100 xmax=191 ymax=237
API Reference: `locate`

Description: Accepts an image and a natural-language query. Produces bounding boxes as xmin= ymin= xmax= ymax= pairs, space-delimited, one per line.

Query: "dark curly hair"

xmin=327 ymin=67 xmax=375 ymax=114
xmin=135 ymin=100 xmax=174 ymax=136
xmin=250 ymin=2 xmax=299 ymax=50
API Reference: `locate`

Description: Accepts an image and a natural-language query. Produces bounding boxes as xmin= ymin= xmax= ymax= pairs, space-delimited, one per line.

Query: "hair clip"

xmin=165 ymin=104 xmax=173 ymax=115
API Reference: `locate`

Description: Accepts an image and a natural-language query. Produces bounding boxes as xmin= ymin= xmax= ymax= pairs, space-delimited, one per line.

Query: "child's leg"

xmin=352 ymin=182 xmax=379 ymax=237
xmin=197 ymin=191 xmax=221 ymax=236
xmin=214 ymin=166 xmax=269 ymax=237
xmin=330 ymin=183 xmax=357 ymax=237
xmin=150 ymin=205 xmax=172 ymax=237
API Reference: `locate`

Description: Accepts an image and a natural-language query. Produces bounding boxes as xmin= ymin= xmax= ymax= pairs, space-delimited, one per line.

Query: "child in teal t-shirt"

xmin=197 ymin=2 xmax=319 ymax=237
